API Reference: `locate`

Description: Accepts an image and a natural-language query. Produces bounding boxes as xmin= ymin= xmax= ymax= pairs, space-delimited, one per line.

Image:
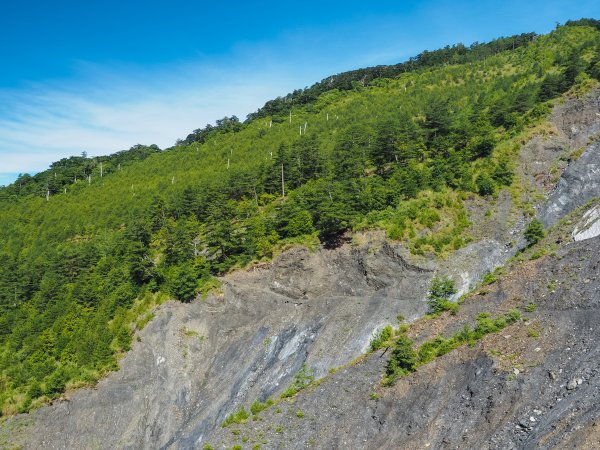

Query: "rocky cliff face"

xmin=209 ymin=223 xmax=600 ymax=449
xmin=6 ymin=238 xmax=436 ymax=450
xmin=538 ymin=91 xmax=600 ymax=227
xmin=3 ymin=89 xmax=600 ymax=450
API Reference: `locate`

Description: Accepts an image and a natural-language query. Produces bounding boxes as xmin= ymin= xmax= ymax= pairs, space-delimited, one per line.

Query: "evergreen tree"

xmin=331 ymin=124 xmax=371 ymax=180
xmin=371 ymin=119 xmax=399 ymax=172
xmin=524 ymin=218 xmax=545 ymax=247
xmin=476 ymin=173 xmax=496 ymax=196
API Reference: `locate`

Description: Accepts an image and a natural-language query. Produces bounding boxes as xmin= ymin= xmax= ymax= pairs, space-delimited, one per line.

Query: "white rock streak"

xmin=573 ymin=205 xmax=600 ymax=241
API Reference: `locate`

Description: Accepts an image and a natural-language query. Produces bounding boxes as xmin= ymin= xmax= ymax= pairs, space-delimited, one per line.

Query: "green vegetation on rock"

xmin=222 ymin=407 xmax=250 ymax=428
xmin=280 ymin=365 xmax=315 ymax=399
xmin=524 ymin=218 xmax=546 ymax=247
xmin=369 ymin=325 xmax=394 ymax=351
xmin=384 ymin=308 xmax=523 ymax=385
xmin=427 ymin=276 xmax=458 ymax=315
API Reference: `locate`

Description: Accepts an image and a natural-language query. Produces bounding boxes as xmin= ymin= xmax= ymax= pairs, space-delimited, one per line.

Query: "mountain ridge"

xmin=7 ymin=19 xmax=599 ymax=199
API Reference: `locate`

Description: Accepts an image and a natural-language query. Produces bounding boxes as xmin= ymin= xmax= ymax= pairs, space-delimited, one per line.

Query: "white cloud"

xmin=0 ymin=58 xmax=304 ymax=178
xmin=1 ymin=3 xmax=529 ymax=182
xmin=0 ymin=8 xmax=436 ymax=183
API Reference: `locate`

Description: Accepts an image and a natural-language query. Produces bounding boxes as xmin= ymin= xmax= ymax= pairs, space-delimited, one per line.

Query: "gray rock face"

xmin=440 ymin=238 xmax=511 ymax=300
xmin=572 ymin=205 xmax=600 ymax=241
xmin=539 ymin=140 xmax=600 ymax=227
xmin=210 ymin=236 xmax=600 ymax=450
xmin=14 ymin=239 xmax=438 ymax=450
xmin=551 ymin=90 xmax=600 ymax=149
xmin=538 ymin=90 xmax=600 ymax=227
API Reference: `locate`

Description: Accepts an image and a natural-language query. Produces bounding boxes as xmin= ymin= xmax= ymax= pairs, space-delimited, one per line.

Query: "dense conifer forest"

xmin=1 ymin=19 xmax=599 ymax=415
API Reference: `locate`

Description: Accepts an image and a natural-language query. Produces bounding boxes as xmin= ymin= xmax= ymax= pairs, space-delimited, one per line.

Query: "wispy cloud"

xmin=0 ymin=14 xmax=421 ymax=183
xmin=0 ymin=58 xmax=304 ymax=179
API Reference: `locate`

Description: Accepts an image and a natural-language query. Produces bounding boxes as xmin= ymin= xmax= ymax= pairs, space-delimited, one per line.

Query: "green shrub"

xmin=493 ymin=316 xmax=507 ymax=329
xmin=28 ymin=381 xmax=43 ymax=399
xmin=454 ymin=324 xmax=475 ymax=345
xmin=417 ymin=337 xmax=446 ymax=364
xmin=281 ymin=365 xmax=315 ymax=399
xmin=43 ymin=367 xmax=69 ymax=396
xmin=527 ymin=327 xmax=541 ymax=338
xmin=250 ymin=398 xmax=274 ymax=415
xmin=473 ymin=312 xmax=499 ymax=338
xmin=369 ymin=325 xmax=394 ymax=351
xmin=385 ymin=335 xmax=417 ymax=383
xmin=492 ymin=158 xmax=514 ymax=186
xmin=482 ymin=272 xmax=497 ymax=285
xmin=435 ymin=337 xmax=458 ymax=356
xmin=476 ymin=173 xmax=496 ymax=196
xmin=222 ymin=406 xmax=250 ymax=428
xmin=167 ymin=263 xmax=199 ymax=302
xmin=427 ymin=276 xmax=458 ymax=314
xmin=505 ymin=309 xmax=521 ymax=323
xmin=417 ymin=335 xmax=462 ymax=365
xmin=529 ymin=248 xmax=546 ymax=260
xmin=524 ymin=218 xmax=545 ymax=247
xmin=525 ymin=302 xmax=537 ymax=312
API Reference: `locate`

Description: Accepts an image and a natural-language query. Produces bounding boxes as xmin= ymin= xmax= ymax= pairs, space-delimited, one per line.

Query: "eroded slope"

xmin=4 ymin=84 xmax=600 ymax=450
xmin=209 ymin=228 xmax=600 ymax=449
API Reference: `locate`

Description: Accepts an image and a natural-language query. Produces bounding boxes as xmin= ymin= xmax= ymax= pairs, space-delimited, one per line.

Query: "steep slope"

xmin=9 ymin=228 xmax=600 ymax=450
xmin=3 ymin=85 xmax=600 ymax=449
xmin=6 ymin=237 xmax=433 ymax=449
xmin=205 ymin=93 xmax=600 ymax=449
xmin=208 ymin=217 xmax=600 ymax=450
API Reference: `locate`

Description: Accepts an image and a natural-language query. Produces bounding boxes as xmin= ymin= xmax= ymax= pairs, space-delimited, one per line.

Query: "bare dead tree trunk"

xmin=281 ymin=163 xmax=285 ymax=197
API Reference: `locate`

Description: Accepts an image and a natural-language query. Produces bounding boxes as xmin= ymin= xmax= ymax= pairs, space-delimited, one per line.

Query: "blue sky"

xmin=0 ymin=0 xmax=598 ymax=186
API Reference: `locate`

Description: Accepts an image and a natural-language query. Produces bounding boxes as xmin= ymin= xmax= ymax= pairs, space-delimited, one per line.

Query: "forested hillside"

xmin=1 ymin=20 xmax=599 ymax=416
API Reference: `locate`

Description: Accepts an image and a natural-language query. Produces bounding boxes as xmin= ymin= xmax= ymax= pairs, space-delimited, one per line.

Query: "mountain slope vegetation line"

xmin=0 ymin=20 xmax=599 ymax=416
